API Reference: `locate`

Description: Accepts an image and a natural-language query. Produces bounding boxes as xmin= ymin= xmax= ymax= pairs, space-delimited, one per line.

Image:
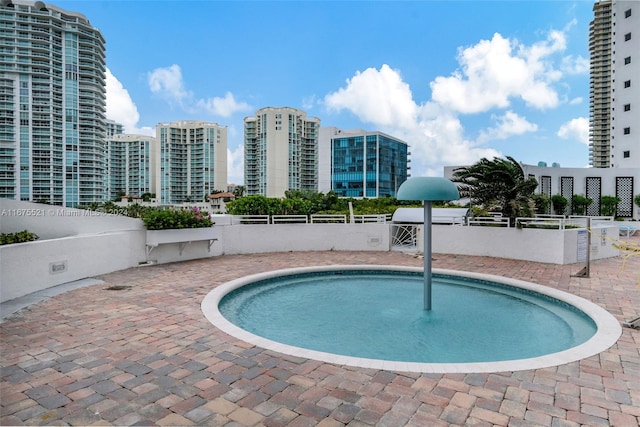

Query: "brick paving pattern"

xmin=1 ymin=234 xmax=639 ymax=426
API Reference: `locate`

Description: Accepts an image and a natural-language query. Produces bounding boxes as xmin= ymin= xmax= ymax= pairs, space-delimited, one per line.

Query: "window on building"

xmin=624 ymin=80 xmax=631 ymax=88
xmin=624 ymin=104 xmax=631 ymax=111
xmin=625 ymin=8 xmax=631 ymax=18
xmin=623 ymin=127 xmax=630 ymax=135
xmin=623 ymin=151 xmax=630 ymax=158
xmin=625 ymin=33 xmax=632 ymax=41
xmin=624 ymin=56 xmax=631 ymax=65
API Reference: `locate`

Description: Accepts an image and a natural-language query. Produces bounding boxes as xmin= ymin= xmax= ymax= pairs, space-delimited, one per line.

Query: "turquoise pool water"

xmin=218 ymin=270 xmax=597 ymax=364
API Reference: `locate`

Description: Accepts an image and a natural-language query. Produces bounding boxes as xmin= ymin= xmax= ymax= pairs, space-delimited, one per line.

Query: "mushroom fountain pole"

xmin=396 ymin=177 xmax=460 ymax=311
xmin=423 ymin=199 xmax=433 ymax=310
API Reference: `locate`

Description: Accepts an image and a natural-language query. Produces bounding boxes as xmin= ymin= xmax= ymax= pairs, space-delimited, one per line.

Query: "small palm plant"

xmin=452 ymin=156 xmax=539 ymax=226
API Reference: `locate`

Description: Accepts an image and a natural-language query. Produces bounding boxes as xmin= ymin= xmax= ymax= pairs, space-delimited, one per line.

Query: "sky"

xmin=56 ymin=0 xmax=596 ymax=185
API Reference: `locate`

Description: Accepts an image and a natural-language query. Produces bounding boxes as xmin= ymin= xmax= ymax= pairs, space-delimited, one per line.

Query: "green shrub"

xmin=571 ymin=194 xmax=592 ymax=215
xmin=600 ymin=195 xmax=621 ymax=216
xmin=0 ymin=230 xmax=39 ymax=245
xmin=551 ymin=194 xmax=568 ymax=216
xmin=469 ymin=206 xmax=491 ymax=217
xmin=532 ymin=193 xmax=550 ymax=215
xmin=226 ymin=195 xmax=282 ymax=216
xmin=142 ymin=207 xmax=213 ymax=230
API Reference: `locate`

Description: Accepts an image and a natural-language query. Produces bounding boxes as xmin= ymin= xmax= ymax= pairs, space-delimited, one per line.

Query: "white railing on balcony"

xmin=569 ymin=215 xmax=614 ymax=227
xmin=467 ymin=217 xmax=511 ymax=227
xmin=432 ymin=215 xmax=467 ymax=225
xmin=516 ymin=215 xmax=614 ymax=230
xmin=272 ymin=215 xmax=308 ymax=224
xmin=515 ymin=217 xmax=583 ymax=229
xmin=310 ymin=214 xmax=347 ymax=224
xmin=353 ymin=214 xmax=390 ymax=223
xmin=231 ymin=215 xmax=270 ymax=225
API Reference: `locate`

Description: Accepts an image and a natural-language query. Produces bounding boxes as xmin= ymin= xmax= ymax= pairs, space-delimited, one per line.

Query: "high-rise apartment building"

xmin=106 ymin=134 xmax=157 ymax=201
xmin=244 ymin=107 xmax=320 ymax=198
xmin=156 ymin=120 xmax=227 ymax=204
xmin=105 ymin=119 xmax=123 ymax=139
xmin=321 ymin=127 xmax=409 ymax=198
xmin=0 ymin=0 xmax=106 ymax=206
xmin=589 ymin=0 xmax=639 ymax=168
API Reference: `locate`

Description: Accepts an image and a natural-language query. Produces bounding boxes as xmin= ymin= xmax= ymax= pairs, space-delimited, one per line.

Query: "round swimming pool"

xmin=201 ymin=266 xmax=622 ymax=373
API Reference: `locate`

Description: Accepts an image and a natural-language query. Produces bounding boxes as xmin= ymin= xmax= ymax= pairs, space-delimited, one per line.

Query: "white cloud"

xmin=227 ymin=145 xmax=244 ymax=185
xmin=557 ymin=117 xmax=589 ymax=145
xmin=148 ymin=64 xmax=191 ymax=105
xmin=148 ymin=64 xmax=251 ymax=118
xmin=325 ymin=64 xmax=417 ymax=129
xmin=324 ymin=66 xmax=501 ymax=177
xmin=430 ymin=30 xmax=565 ymax=114
xmin=561 ymin=55 xmax=589 ymax=75
xmin=105 ymin=69 xmax=154 ymax=136
xmin=477 ymin=111 xmax=538 ymax=143
xmin=322 ymin=24 xmax=582 ymax=176
xmin=196 ymin=92 xmax=251 ymax=118
xmin=302 ymin=94 xmax=316 ymax=110
xmin=410 ymin=107 xmax=502 ymax=172
xmin=568 ymin=97 xmax=583 ymax=105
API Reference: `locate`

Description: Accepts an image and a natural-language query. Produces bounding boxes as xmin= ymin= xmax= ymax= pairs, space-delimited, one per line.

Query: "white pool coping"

xmin=201 ymin=265 xmax=622 ymax=374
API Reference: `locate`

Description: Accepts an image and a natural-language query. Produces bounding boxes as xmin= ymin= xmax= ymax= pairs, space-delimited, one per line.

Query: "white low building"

xmin=444 ymin=164 xmax=640 ymax=220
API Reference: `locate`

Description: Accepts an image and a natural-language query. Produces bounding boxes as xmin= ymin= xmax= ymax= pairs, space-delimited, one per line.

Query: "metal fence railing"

xmin=231 ymin=215 xmax=270 ymax=225
xmin=353 ymin=214 xmax=390 ymax=223
xmin=271 ymin=215 xmax=309 ymax=224
xmin=467 ymin=217 xmax=511 ymax=227
xmin=310 ymin=214 xmax=347 ymax=224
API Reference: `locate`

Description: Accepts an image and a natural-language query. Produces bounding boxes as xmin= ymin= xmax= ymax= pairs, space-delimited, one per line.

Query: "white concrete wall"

xmin=220 ymin=223 xmax=389 ymax=255
xmin=142 ymin=223 xmax=390 ymax=264
xmin=428 ymin=225 xmax=619 ymax=264
xmin=0 ymin=199 xmax=144 ymax=239
xmin=1 ymin=199 xmax=147 ymax=303
xmin=0 ymin=199 xmax=624 ymax=303
xmin=1 ymin=231 xmax=146 ymax=302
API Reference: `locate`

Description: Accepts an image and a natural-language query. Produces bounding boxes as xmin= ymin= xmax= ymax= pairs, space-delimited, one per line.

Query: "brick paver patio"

xmin=1 ymin=233 xmax=639 ymax=426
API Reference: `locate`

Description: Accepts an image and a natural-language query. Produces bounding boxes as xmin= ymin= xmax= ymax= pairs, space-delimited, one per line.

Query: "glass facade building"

xmin=0 ymin=0 xmax=106 ymax=206
xmin=329 ymin=129 xmax=409 ymax=198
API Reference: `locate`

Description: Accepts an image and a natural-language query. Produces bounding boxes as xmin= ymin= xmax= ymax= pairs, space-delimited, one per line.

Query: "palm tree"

xmin=451 ymin=156 xmax=539 ymax=225
xmin=233 ymin=185 xmax=245 ymax=198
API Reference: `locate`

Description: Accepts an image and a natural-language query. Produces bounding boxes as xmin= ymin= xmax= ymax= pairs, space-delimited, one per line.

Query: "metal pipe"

xmin=424 ymin=201 xmax=432 ymax=310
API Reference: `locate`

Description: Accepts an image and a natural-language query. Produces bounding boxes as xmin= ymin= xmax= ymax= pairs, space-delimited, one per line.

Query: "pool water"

xmin=218 ymin=270 xmax=597 ymax=364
